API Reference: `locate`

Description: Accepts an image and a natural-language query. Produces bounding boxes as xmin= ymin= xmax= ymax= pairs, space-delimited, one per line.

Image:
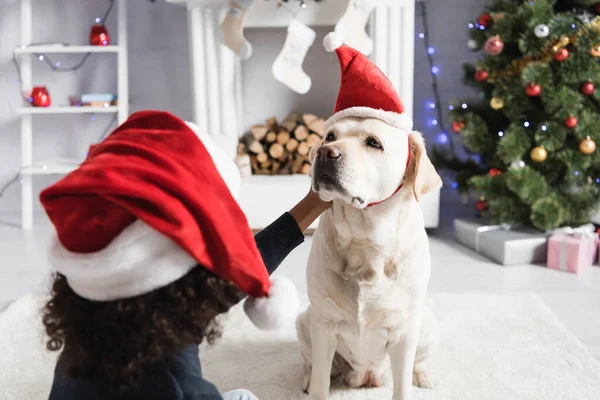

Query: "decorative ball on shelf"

xmin=530 ymin=146 xmax=548 ymax=163
xmin=490 ymin=97 xmax=504 ymax=110
xmin=452 ymin=121 xmax=465 ymax=133
xmin=534 ymin=24 xmax=550 ymax=38
xmin=525 ymin=83 xmax=542 ymax=97
xmin=590 ymin=44 xmax=600 ymax=57
xmin=476 ymin=197 xmax=489 ymax=212
xmin=489 ymin=168 xmax=503 ymax=177
xmin=580 ymin=81 xmax=595 ymax=96
xmin=474 ymin=69 xmax=489 ymax=82
xmin=30 ymin=86 xmax=51 ymax=107
xmin=90 ymin=24 xmax=110 ymax=46
xmin=564 ymin=116 xmax=578 ymax=129
xmin=553 ymin=48 xmax=569 ymax=62
xmin=579 ymin=136 xmax=597 ymax=154
xmin=477 ymin=12 xmax=493 ymax=29
xmin=484 ymin=35 xmax=504 ymax=55
xmin=467 ymin=39 xmax=479 ymax=50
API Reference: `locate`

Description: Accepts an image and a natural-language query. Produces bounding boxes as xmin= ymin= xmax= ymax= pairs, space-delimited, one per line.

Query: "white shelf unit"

xmin=167 ymin=0 xmax=440 ymax=230
xmin=16 ymin=0 xmax=129 ymax=230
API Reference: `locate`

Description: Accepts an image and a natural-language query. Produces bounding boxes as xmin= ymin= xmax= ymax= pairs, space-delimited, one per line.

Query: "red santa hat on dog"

xmin=40 ymin=111 xmax=297 ymax=330
xmin=322 ymin=32 xmax=413 ymax=132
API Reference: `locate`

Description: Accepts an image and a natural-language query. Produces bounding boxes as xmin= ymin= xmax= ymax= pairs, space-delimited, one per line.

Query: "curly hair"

xmin=42 ymin=266 xmax=241 ymax=391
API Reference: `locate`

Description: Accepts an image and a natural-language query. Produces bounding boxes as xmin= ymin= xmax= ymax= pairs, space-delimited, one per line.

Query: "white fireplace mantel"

xmin=166 ymin=0 xmax=440 ymax=230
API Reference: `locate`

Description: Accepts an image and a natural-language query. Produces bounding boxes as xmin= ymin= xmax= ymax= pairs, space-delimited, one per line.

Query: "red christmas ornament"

xmin=476 ymin=198 xmax=489 ymax=212
xmin=525 ymin=83 xmax=542 ymax=97
xmin=475 ymin=69 xmax=489 ymax=82
xmin=553 ymin=48 xmax=569 ymax=62
xmin=564 ymin=116 xmax=578 ymax=129
xmin=478 ymin=13 xmax=493 ymax=29
xmin=580 ymin=81 xmax=595 ymax=96
xmin=90 ymin=24 xmax=110 ymax=46
xmin=452 ymin=121 xmax=465 ymax=133
xmin=30 ymin=86 xmax=51 ymax=107
xmin=489 ymin=168 xmax=503 ymax=177
xmin=484 ymin=36 xmax=504 ymax=55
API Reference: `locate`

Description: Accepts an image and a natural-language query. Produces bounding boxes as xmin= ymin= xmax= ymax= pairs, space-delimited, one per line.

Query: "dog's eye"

xmin=325 ymin=132 xmax=335 ymax=141
xmin=367 ymin=138 xmax=382 ymax=149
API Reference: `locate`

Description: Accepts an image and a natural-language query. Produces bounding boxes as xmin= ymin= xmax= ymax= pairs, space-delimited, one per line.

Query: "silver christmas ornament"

xmin=467 ymin=39 xmax=479 ymax=50
xmin=534 ymin=24 xmax=550 ymax=38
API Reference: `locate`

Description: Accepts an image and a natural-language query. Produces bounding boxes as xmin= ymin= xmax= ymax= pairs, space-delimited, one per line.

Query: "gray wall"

xmin=0 ymin=0 xmax=483 ymax=212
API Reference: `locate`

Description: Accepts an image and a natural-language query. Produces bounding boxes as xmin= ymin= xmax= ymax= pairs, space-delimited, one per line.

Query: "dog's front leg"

xmin=308 ymin=319 xmax=337 ymax=400
xmin=388 ymin=318 xmax=422 ymax=400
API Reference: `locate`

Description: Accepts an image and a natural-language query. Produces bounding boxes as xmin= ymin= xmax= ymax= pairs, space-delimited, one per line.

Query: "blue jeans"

xmin=222 ymin=389 xmax=258 ymax=400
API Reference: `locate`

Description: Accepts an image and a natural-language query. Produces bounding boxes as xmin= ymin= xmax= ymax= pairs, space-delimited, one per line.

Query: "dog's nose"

xmin=317 ymin=146 xmax=342 ymax=161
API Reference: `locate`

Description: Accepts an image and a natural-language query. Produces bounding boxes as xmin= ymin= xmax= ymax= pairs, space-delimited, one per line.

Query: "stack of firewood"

xmin=237 ymin=112 xmax=325 ymax=176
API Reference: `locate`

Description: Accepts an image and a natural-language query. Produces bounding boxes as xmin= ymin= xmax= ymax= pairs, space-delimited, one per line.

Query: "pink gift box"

xmin=547 ymin=233 xmax=597 ymax=274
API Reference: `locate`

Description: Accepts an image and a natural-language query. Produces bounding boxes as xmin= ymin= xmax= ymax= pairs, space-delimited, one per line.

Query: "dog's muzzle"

xmin=312 ymin=145 xmax=347 ymax=195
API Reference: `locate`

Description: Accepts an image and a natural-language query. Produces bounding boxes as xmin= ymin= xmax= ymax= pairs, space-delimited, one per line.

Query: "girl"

xmin=40 ymin=111 xmax=329 ymax=400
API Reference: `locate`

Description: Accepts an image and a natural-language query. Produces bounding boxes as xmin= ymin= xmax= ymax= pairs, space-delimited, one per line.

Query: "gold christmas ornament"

xmin=579 ymin=136 xmax=597 ymax=154
xmin=590 ymin=44 xmax=600 ymax=57
xmin=490 ymin=97 xmax=504 ymax=109
xmin=530 ymin=146 xmax=548 ymax=163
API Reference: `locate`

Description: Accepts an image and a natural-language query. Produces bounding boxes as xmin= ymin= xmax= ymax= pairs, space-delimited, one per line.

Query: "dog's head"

xmin=309 ymin=117 xmax=442 ymax=208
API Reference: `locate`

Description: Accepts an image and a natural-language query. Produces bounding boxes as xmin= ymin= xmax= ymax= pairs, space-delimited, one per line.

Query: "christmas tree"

xmin=433 ymin=0 xmax=600 ymax=231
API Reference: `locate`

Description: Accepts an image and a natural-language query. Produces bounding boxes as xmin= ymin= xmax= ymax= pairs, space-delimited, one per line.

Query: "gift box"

xmin=547 ymin=232 xmax=598 ymax=274
xmin=454 ymin=219 xmax=549 ymax=266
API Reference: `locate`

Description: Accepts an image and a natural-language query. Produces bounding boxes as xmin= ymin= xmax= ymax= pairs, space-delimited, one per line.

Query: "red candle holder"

xmin=90 ymin=24 xmax=110 ymax=46
xmin=30 ymin=86 xmax=51 ymax=107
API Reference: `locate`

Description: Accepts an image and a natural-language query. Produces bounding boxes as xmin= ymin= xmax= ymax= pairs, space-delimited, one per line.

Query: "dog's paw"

xmin=302 ymin=371 xmax=311 ymax=394
xmin=412 ymin=366 xmax=436 ymax=389
xmin=307 ymin=393 xmax=329 ymax=400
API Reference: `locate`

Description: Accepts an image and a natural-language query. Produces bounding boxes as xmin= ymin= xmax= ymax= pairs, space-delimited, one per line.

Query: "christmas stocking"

xmin=334 ymin=0 xmax=376 ymax=55
xmin=272 ymin=20 xmax=316 ymax=94
xmin=221 ymin=0 xmax=254 ymax=60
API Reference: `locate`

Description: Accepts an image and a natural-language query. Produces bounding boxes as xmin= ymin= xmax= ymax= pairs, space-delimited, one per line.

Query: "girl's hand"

xmin=289 ymin=188 xmax=332 ymax=232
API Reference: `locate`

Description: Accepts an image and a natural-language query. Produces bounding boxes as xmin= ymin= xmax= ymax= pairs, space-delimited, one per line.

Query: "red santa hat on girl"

xmin=40 ymin=111 xmax=298 ymax=330
xmin=322 ymin=32 xmax=413 ymax=132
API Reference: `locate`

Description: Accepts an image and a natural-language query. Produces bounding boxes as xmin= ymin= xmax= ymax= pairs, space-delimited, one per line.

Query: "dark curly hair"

xmin=42 ymin=266 xmax=241 ymax=391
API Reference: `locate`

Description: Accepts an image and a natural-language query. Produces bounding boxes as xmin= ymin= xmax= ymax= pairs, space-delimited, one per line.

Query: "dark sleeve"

xmin=254 ymin=212 xmax=305 ymax=275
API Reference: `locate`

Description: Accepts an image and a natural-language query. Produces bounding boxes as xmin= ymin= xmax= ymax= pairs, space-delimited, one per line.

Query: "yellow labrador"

xmin=296 ymin=117 xmax=442 ymax=400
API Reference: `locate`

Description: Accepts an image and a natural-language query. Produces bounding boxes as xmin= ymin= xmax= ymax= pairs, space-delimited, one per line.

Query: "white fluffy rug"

xmin=1 ymin=293 xmax=600 ymax=400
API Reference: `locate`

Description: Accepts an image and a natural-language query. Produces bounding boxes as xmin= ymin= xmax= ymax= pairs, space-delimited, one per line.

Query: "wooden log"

xmin=235 ymin=154 xmax=252 ymax=177
xmin=264 ymin=131 xmax=277 ymax=144
xmin=294 ymin=125 xmax=309 ymax=141
xmin=280 ymin=119 xmax=297 ymax=132
xmin=268 ymin=143 xmax=286 ymax=160
xmin=260 ymin=158 xmax=272 ymax=169
xmin=307 ymin=134 xmax=321 ymax=148
xmin=300 ymin=163 xmax=312 ymax=176
xmin=276 ymin=130 xmax=291 ymax=145
xmin=271 ymin=161 xmax=281 ymax=174
xmin=285 ymin=138 xmax=299 ymax=153
xmin=291 ymin=155 xmax=307 ymax=173
xmin=256 ymin=152 xmax=269 ymax=163
xmin=266 ymin=117 xmax=279 ymax=133
xmin=302 ymin=113 xmax=319 ymax=126
xmin=251 ymin=125 xmax=269 ymax=141
xmin=242 ymin=133 xmax=264 ymax=154
xmin=279 ymin=157 xmax=293 ymax=175
xmin=237 ymin=143 xmax=247 ymax=155
xmin=250 ymin=155 xmax=259 ymax=172
xmin=297 ymin=141 xmax=310 ymax=156
xmin=307 ymin=118 xmax=325 ymax=137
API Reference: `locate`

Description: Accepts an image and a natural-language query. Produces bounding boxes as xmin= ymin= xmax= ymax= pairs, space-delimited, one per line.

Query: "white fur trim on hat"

xmin=243 ymin=275 xmax=299 ymax=330
xmin=324 ymin=106 xmax=414 ymax=132
xmin=324 ymin=32 xmax=343 ymax=52
xmin=48 ymin=219 xmax=197 ymax=301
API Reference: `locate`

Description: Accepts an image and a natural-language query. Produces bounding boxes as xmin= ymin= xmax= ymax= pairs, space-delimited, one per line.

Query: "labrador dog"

xmin=296 ymin=117 xmax=442 ymax=400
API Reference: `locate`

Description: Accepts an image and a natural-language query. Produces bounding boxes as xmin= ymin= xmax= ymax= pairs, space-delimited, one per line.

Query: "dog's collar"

xmin=366 ymin=135 xmax=411 ymax=208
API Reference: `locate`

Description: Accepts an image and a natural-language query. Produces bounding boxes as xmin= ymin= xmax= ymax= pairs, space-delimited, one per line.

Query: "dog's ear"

xmin=407 ymin=131 xmax=442 ymax=202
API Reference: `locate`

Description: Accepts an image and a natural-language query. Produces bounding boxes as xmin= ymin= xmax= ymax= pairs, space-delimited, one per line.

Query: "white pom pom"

xmin=243 ymin=276 xmax=299 ymax=330
xmin=323 ymin=32 xmax=343 ymax=52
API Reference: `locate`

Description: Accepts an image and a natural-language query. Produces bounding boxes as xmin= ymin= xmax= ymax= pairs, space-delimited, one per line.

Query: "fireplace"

xmin=166 ymin=0 xmax=440 ymax=230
